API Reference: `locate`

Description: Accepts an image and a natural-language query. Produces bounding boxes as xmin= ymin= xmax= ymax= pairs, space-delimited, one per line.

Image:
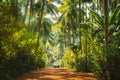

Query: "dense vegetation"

xmin=0 ymin=1 xmax=46 ymax=80
xmin=0 ymin=0 xmax=120 ymax=80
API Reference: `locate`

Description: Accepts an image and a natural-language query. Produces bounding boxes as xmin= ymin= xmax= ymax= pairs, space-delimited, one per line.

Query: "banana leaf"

xmin=109 ymin=4 xmax=120 ymax=25
xmin=88 ymin=8 xmax=104 ymax=29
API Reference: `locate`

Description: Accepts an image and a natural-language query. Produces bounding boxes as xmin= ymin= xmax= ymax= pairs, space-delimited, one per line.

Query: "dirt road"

xmin=16 ymin=68 xmax=97 ymax=80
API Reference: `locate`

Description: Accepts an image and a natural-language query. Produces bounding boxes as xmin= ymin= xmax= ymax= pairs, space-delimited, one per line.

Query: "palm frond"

xmin=80 ymin=22 xmax=101 ymax=28
xmin=109 ymin=4 xmax=120 ymax=25
xmin=55 ymin=10 xmax=68 ymax=25
xmin=43 ymin=18 xmax=53 ymax=36
xmin=88 ymin=8 xmax=104 ymax=28
xmin=80 ymin=22 xmax=103 ymax=36
xmin=46 ymin=3 xmax=58 ymax=18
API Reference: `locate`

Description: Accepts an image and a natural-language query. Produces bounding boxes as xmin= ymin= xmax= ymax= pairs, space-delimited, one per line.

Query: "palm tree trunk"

xmin=96 ymin=0 xmax=99 ymax=51
xmin=79 ymin=0 xmax=82 ymax=50
xmin=23 ymin=0 xmax=29 ymax=22
xmin=104 ymin=0 xmax=108 ymax=52
xmin=35 ymin=0 xmax=45 ymax=53
xmin=85 ymin=38 xmax=88 ymax=72
xmin=104 ymin=0 xmax=110 ymax=80
xmin=28 ymin=0 xmax=32 ymax=32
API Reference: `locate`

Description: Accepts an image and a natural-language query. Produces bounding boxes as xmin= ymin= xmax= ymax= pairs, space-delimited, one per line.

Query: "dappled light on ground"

xmin=16 ymin=68 xmax=97 ymax=80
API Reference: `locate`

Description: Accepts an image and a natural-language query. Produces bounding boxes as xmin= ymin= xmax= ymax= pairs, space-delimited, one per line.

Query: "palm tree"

xmin=32 ymin=0 xmax=58 ymax=53
xmin=57 ymin=0 xmax=81 ymax=48
xmin=21 ymin=0 xmax=56 ymax=53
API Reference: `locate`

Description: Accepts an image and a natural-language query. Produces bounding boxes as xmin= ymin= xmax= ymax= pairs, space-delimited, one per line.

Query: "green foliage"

xmin=0 ymin=28 xmax=46 ymax=79
xmin=60 ymin=2 xmax=120 ymax=80
xmin=88 ymin=8 xmax=104 ymax=28
xmin=109 ymin=4 xmax=120 ymax=25
xmin=0 ymin=2 xmax=46 ymax=80
xmin=0 ymin=0 xmax=120 ymax=80
xmin=107 ymin=45 xmax=120 ymax=80
xmin=107 ymin=26 xmax=120 ymax=80
xmin=88 ymin=3 xmax=120 ymax=80
xmin=61 ymin=48 xmax=75 ymax=69
xmin=0 ymin=3 xmax=20 ymax=41
xmin=0 ymin=40 xmax=46 ymax=79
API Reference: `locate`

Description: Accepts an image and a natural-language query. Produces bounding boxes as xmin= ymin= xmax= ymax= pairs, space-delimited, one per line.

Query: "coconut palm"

xmin=25 ymin=0 xmax=58 ymax=52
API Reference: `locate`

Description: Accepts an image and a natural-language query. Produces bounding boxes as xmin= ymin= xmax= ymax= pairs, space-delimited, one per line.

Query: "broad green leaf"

xmin=109 ymin=4 xmax=120 ymax=25
xmin=88 ymin=8 xmax=104 ymax=28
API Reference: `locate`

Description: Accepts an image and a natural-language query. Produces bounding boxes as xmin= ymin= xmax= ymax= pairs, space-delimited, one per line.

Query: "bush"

xmin=61 ymin=48 xmax=76 ymax=69
xmin=0 ymin=40 xmax=46 ymax=80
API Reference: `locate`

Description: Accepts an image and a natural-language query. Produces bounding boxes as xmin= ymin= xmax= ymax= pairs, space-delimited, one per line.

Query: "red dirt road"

xmin=16 ymin=68 xmax=97 ymax=80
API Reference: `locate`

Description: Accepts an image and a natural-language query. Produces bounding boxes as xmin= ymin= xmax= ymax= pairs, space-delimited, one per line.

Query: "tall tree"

xmin=104 ymin=0 xmax=108 ymax=49
xmin=34 ymin=0 xmax=57 ymax=53
xmin=35 ymin=0 xmax=45 ymax=53
xmin=104 ymin=0 xmax=110 ymax=80
xmin=79 ymin=0 xmax=82 ymax=50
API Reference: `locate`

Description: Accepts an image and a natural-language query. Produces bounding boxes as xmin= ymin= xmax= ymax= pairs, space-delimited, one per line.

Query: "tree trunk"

xmin=104 ymin=0 xmax=110 ymax=80
xmin=85 ymin=38 xmax=88 ymax=72
xmin=23 ymin=0 xmax=29 ymax=22
xmin=104 ymin=0 xmax=108 ymax=51
xmin=28 ymin=0 xmax=33 ymax=32
xmin=79 ymin=0 xmax=82 ymax=50
xmin=35 ymin=0 xmax=44 ymax=53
